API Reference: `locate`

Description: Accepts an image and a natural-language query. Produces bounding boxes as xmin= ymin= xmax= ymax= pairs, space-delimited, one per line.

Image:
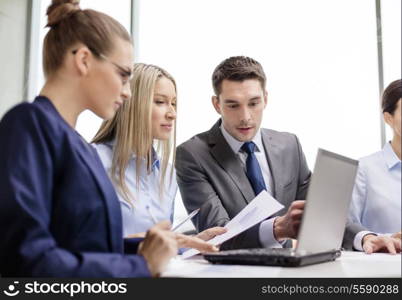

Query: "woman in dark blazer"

xmin=0 ymin=0 xmax=177 ymax=277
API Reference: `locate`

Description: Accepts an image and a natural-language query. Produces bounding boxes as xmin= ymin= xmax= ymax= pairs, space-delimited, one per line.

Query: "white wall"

xmin=0 ymin=0 xmax=30 ymax=118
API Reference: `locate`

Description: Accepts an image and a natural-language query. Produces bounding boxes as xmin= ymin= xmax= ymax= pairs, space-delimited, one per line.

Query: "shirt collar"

xmin=220 ymin=125 xmax=263 ymax=154
xmin=383 ymin=141 xmax=401 ymax=169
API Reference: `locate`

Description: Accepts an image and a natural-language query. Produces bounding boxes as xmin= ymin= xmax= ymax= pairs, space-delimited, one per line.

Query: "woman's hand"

xmin=138 ymin=221 xmax=178 ymax=277
xmin=196 ymin=226 xmax=227 ymax=241
xmin=175 ymin=226 xmax=227 ymax=253
xmin=362 ymin=234 xmax=401 ymax=254
xmin=126 ymin=232 xmax=146 ymax=238
xmin=391 ymin=231 xmax=401 ymax=240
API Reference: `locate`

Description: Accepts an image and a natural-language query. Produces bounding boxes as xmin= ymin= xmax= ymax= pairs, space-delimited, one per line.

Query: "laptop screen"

xmin=296 ymin=149 xmax=358 ymax=254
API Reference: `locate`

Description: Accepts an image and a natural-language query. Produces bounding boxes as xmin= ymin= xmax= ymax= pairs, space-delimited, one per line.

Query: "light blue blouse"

xmin=349 ymin=142 xmax=401 ymax=249
xmin=93 ymin=142 xmax=177 ymax=237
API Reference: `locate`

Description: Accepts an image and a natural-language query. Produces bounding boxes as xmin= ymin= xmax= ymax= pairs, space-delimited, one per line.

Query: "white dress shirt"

xmin=349 ymin=142 xmax=401 ymax=250
xmin=220 ymin=126 xmax=283 ymax=248
xmin=93 ymin=142 xmax=177 ymax=237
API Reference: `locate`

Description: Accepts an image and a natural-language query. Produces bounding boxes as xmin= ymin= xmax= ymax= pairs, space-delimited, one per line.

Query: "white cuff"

xmin=259 ymin=217 xmax=284 ymax=248
xmin=353 ymin=231 xmax=377 ymax=251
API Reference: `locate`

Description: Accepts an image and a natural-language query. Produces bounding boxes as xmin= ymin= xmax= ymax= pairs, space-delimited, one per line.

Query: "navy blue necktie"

xmin=241 ymin=141 xmax=267 ymax=195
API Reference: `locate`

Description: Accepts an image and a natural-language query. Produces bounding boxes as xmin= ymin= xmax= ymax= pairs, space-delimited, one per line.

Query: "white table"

xmin=162 ymin=251 xmax=401 ymax=277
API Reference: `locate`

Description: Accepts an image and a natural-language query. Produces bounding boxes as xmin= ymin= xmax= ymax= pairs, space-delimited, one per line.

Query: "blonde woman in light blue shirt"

xmin=349 ymin=79 xmax=401 ymax=254
xmin=93 ymin=63 xmax=225 ymax=252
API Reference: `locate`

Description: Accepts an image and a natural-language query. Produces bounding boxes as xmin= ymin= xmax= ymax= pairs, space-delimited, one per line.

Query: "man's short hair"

xmin=212 ymin=56 xmax=266 ymax=96
xmin=382 ymin=79 xmax=402 ymax=115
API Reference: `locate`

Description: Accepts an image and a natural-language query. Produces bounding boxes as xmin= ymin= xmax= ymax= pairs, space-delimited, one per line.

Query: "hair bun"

xmin=46 ymin=0 xmax=81 ymax=28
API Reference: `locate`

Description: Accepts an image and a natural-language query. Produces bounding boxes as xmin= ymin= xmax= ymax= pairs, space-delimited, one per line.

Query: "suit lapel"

xmin=208 ymin=121 xmax=255 ymax=204
xmin=261 ymin=129 xmax=285 ymax=200
xmin=74 ymin=137 xmax=123 ymax=252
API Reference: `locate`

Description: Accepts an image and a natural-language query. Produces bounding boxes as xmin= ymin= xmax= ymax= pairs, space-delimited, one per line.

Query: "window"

xmin=136 ymin=0 xmax=392 ymax=167
xmin=381 ymin=0 xmax=401 ymax=142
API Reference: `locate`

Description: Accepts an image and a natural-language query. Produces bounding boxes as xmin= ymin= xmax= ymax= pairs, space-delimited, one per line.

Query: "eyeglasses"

xmin=72 ymin=49 xmax=133 ymax=85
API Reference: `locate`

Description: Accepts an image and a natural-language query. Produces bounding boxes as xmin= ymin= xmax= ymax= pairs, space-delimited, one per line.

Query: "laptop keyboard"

xmin=204 ymin=248 xmax=341 ymax=267
xmin=210 ymin=248 xmax=298 ymax=257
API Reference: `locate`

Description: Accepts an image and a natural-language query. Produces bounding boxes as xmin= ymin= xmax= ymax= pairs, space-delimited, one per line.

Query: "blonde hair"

xmin=92 ymin=63 xmax=177 ymax=205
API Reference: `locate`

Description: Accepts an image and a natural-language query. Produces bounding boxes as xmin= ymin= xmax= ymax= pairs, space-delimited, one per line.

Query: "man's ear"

xmin=263 ymin=90 xmax=268 ymax=108
xmin=73 ymin=47 xmax=92 ymax=76
xmin=383 ymin=112 xmax=392 ymax=127
xmin=212 ymin=95 xmax=221 ymax=115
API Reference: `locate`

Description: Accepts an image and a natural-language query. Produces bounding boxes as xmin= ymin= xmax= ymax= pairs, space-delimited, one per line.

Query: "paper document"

xmin=181 ymin=190 xmax=284 ymax=259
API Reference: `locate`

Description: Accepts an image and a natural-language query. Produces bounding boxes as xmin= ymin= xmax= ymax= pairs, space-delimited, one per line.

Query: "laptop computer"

xmin=204 ymin=148 xmax=358 ymax=267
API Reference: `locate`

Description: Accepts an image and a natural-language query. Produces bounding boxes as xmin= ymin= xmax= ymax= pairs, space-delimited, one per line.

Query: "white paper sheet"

xmin=181 ymin=190 xmax=284 ymax=259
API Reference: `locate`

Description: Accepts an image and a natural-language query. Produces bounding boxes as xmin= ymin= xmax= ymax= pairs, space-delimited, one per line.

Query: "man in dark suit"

xmin=175 ymin=56 xmax=311 ymax=250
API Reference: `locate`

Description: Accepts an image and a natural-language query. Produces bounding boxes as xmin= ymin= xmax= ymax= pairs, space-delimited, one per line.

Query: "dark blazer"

xmin=175 ymin=120 xmax=312 ymax=249
xmin=0 ymin=97 xmax=150 ymax=277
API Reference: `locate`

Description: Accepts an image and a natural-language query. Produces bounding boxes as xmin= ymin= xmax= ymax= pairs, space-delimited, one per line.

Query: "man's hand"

xmin=362 ymin=234 xmax=402 ymax=254
xmin=138 ymin=221 xmax=178 ymax=277
xmin=273 ymin=200 xmax=305 ymax=241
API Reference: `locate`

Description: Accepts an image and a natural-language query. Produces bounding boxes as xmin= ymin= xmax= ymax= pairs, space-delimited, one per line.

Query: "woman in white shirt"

xmin=92 ymin=63 xmax=225 ymax=251
xmin=349 ymin=79 xmax=401 ymax=254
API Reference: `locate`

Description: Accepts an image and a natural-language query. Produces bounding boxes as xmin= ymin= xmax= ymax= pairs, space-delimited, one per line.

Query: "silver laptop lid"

xmin=296 ymin=148 xmax=358 ymax=254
